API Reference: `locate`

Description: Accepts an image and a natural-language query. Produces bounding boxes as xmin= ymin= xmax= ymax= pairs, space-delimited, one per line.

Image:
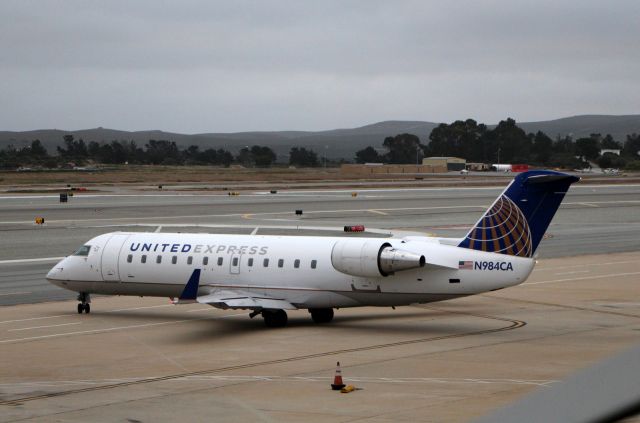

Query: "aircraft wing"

xmin=196 ymin=290 xmax=297 ymax=310
xmin=173 ymin=269 xmax=296 ymax=310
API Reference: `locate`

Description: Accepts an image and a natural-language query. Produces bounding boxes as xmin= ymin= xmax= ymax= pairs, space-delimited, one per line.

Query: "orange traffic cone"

xmin=331 ymin=361 xmax=346 ymax=390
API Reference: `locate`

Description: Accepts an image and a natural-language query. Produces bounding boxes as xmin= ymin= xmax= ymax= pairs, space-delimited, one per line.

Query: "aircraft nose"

xmin=46 ymin=267 xmax=57 ymax=279
xmin=46 ymin=266 xmax=59 ymax=280
xmin=46 ymin=259 xmax=66 ymax=280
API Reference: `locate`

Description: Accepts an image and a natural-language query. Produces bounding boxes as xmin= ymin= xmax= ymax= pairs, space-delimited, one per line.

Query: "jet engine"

xmin=331 ymin=239 xmax=425 ymax=278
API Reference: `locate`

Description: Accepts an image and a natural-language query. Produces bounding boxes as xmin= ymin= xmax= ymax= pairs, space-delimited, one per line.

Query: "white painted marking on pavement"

xmin=0 ymin=291 xmax=32 ymax=297
xmin=9 ymin=322 xmax=81 ymax=332
xmin=368 ymin=209 xmax=388 ymax=215
xmin=0 ymin=314 xmax=70 ymax=325
xmin=108 ymin=304 xmax=173 ymax=312
xmin=554 ymin=270 xmax=590 ymax=276
xmin=0 ymin=257 xmax=63 ymax=265
xmin=0 ymin=319 xmax=207 ymax=343
xmin=0 ymin=313 xmax=246 ymax=343
xmin=535 ymin=260 xmax=639 ymax=272
xmin=173 ymin=375 xmax=557 ymax=387
xmin=524 ymin=271 xmax=640 ymax=286
xmin=0 ymin=375 xmax=558 ymax=388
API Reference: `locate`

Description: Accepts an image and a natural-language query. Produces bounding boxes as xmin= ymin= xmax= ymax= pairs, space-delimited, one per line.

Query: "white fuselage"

xmin=47 ymin=232 xmax=535 ymax=309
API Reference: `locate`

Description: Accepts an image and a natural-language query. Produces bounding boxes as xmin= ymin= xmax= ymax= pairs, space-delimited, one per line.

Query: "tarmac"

xmin=1 ymin=179 xmax=639 ymax=422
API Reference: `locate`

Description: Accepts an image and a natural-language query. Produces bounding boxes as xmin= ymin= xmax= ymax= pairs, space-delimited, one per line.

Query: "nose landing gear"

xmin=77 ymin=292 xmax=91 ymax=314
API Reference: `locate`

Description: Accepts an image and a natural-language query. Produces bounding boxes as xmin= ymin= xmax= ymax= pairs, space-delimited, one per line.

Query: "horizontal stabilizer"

xmin=422 ymin=254 xmax=460 ymax=269
xmin=401 ymin=238 xmax=462 ymax=269
xmin=526 ymin=174 xmax=578 ymax=185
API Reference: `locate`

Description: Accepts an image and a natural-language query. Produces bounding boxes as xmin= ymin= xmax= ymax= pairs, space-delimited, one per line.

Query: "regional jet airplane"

xmin=46 ymin=170 xmax=579 ymax=327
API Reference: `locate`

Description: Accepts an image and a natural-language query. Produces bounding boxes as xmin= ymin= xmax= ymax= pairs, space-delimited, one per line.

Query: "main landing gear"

xmin=309 ymin=308 xmax=334 ymax=324
xmin=77 ymin=292 xmax=91 ymax=314
xmin=262 ymin=309 xmax=288 ymax=328
xmin=256 ymin=308 xmax=336 ymax=327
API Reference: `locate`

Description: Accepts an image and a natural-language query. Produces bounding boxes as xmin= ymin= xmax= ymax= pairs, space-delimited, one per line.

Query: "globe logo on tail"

xmin=463 ymin=195 xmax=532 ymax=257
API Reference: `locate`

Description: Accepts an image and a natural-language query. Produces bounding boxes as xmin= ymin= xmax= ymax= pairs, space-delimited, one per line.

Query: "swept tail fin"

xmin=458 ymin=170 xmax=580 ymax=257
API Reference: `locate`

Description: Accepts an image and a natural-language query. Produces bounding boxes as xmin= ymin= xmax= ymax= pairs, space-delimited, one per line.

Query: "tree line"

xmin=355 ymin=118 xmax=640 ymax=170
xmin=0 ymin=135 xmax=320 ymax=169
xmin=2 ymin=118 xmax=640 ymax=170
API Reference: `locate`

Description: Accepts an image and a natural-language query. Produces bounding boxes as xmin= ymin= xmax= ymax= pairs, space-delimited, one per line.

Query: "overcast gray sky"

xmin=1 ymin=1 xmax=638 ymax=133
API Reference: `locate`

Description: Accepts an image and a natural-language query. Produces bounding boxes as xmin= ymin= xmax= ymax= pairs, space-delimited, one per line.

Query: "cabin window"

xmin=73 ymin=245 xmax=91 ymax=256
xmin=232 ymin=257 xmax=239 ymax=266
xmin=203 ymin=257 xmax=208 ymax=265
xmin=217 ymin=257 xmax=223 ymax=266
xmin=294 ymin=259 xmax=300 ymax=269
xmin=172 ymin=256 xmax=177 ymax=264
xmin=311 ymin=260 xmax=317 ymax=269
xmin=263 ymin=258 xmax=269 ymax=267
xmin=187 ymin=256 xmax=193 ymax=265
xmin=278 ymin=259 xmax=284 ymax=268
xmin=156 ymin=255 xmax=162 ymax=264
xmin=127 ymin=254 xmax=133 ymax=263
xmin=248 ymin=258 xmax=254 ymax=267
xmin=141 ymin=255 xmax=147 ymax=264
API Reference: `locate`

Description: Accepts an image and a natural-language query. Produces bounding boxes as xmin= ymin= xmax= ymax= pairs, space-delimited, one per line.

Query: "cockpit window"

xmin=73 ymin=245 xmax=91 ymax=256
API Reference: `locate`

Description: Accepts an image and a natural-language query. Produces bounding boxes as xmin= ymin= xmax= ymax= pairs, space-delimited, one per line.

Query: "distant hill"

xmin=1 ymin=115 xmax=638 ymax=160
xmin=515 ymin=115 xmax=640 ymax=140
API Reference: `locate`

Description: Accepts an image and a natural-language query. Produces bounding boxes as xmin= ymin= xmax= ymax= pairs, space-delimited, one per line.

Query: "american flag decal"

xmin=458 ymin=260 xmax=473 ymax=270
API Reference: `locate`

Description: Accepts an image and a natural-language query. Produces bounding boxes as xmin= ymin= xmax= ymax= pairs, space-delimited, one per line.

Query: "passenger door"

xmin=101 ymin=233 xmax=130 ymax=282
xmin=229 ymin=253 xmax=241 ymax=275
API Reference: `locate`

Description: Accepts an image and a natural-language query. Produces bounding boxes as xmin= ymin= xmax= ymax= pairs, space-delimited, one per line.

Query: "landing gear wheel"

xmin=310 ymin=308 xmax=334 ymax=324
xmin=263 ymin=309 xmax=288 ymax=327
xmin=77 ymin=292 xmax=91 ymax=314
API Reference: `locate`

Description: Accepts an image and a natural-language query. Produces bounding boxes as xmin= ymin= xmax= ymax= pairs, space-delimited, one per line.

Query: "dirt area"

xmin=0 ymin=165 xmax=638 ymax=190
xmin=0 ymin=166 xmax=342 ymax=185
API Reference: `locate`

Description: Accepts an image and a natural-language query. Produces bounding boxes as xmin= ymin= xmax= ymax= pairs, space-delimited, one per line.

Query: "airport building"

xmin=422 ymin=156 xmax=466 ymax=171
xmin=340 ymin=163 xmax=447 ymax=176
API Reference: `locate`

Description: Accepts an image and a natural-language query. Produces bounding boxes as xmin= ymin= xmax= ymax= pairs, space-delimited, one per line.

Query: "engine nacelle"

xmin=331 ymin=239 xmax=425 ymax=277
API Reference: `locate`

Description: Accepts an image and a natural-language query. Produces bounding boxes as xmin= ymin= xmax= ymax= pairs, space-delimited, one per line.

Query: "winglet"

xmin=179 ymin=269 xmax=201 ymax=300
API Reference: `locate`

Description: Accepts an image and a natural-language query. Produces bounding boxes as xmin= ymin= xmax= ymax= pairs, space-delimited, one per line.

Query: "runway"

xmin=1 ymin=182 xmax=639 ymax=305
xmin=1 ymin=179 xmax=639 ymax=422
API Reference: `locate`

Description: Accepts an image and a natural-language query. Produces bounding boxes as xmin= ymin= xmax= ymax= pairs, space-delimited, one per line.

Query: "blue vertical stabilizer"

xmin=458 ymin=170 xmax=580 ymax=257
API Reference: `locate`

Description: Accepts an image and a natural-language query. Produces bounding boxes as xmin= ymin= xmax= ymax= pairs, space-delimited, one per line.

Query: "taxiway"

xmin=0 ymin=180 xmax=639 ymax=422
